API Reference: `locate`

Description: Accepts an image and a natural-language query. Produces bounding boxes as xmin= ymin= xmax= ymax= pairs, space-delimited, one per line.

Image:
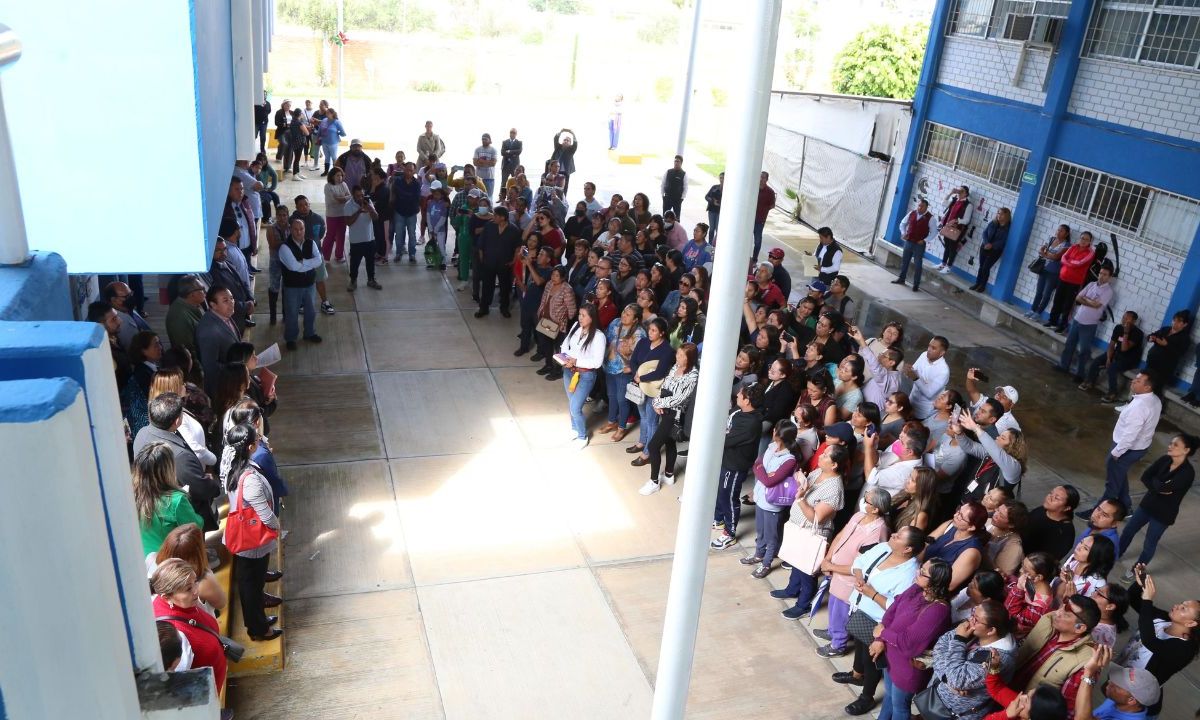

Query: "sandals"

xmin=611 ymin=428 xmax=629 ymax=441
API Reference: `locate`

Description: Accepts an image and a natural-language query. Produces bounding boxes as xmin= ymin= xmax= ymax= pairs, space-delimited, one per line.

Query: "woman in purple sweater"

xmin=859 ymin=558 xmax=953 ymax=719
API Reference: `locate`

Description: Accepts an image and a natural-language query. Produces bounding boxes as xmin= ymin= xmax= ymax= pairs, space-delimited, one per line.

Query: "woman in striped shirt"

xmin=638 ymin=343 xmax=699 ymax=496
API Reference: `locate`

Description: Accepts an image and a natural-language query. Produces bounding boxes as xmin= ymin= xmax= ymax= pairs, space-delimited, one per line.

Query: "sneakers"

xmin=1100 ymin=393 xmax=1118 ymax=403
xmin=571 ymin=436 xmax=590 ymax=450
xmin=321 ymin=301 xmax=336 ymax=315
xmin=661 ymin=472 xmax=676 ymax=486
xmin=1114 ymin=403 xmax=1129 ymax=412
xmin=1078 ymin=381 xmax=1093 ymax=391
xmin=1122 ymin=567 xmax=1137 ymax=582
xmin=367 ymin=279 xmax=382 ymax=290
xmin=638 ymin=480 xmax=661 ymax=496
xmin=813 ymin=628 xmax=832 ymax=641
xmin=710 ymin=533 xmax=736 ymax=550
xmin=751 ymin=564 xmax=771 ymax=579
xmin=817 ymin=643 xmax=851 ymax=658
xmin=780 ymin=605 xmax=808 ymax=620
xmin=935 ymin=264 xmax=946 ymax=272
xmin=938 ymin=266 xmax=951 ymax=274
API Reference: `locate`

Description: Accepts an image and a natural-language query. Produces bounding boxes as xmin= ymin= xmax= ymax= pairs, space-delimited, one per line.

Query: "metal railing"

xmin=1084 ymin=0 xmax=1200 ymax=70
xmin=918 ymin=121 xmax=1031 ymax=192
xmin=947 ymin=0 xmax=1071 ymax=39
xmin=1039 ymin=157 xmax=1200 ymax=257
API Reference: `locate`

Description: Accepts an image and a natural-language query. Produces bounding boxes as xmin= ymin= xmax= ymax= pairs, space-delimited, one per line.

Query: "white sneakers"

xmin=938 ymin=266 xmax=952 ymax=274
xmin=571 ymin=436 xmax=589 ymax=450
xmin=638 ymin=480 xmax=661 ymax=496
xmin=661 ymin=473 xmax=676 ymax=486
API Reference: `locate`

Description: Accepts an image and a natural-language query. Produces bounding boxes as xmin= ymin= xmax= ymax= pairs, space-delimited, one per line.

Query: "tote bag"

xmin=778 ymin=521 xmax=827 ymax=575
xmin=224 ymin=471 xmax=277 ymax=555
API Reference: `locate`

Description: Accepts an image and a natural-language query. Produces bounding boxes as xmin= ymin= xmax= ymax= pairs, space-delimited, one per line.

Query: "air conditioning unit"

xmin=1003 ymin=13 xmax=1063 ymax=45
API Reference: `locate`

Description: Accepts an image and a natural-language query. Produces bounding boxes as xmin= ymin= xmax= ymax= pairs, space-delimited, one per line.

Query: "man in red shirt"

xmin=753 ymin=171 xmax=776 ymax=264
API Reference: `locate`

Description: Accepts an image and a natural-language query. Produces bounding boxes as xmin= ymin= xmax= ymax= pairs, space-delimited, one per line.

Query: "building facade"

xmin=886 ymin=0 xmax=1200 ymax=388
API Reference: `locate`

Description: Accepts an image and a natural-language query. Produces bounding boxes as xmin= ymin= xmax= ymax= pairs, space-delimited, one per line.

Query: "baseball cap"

xmin=824 ymin=422 xmax=857 ymax=448
xmin=430 ymin=180 xmax=443 ymax=191
xmin=1108 ymin=666 xmax=1161 ymax=707
xmin=482 ymin=132 xmax=491 ymax=140
xmin=350 ymin=138 xmax=362 ymax=147
xmin=768 ymin=248 xmax=785 ymax=260
xmin=995 ymin=385 xmax=1019 ymax=404
xmin=807 ymin=280 xmax=829 ymax=294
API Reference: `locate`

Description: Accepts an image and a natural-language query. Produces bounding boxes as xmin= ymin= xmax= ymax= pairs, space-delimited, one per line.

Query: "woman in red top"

xmin=1046 ymin=231 xmax=1096 ymax=332
xmin=152 ymin=558 xmax=227 ymax=689
xmin=593 ymin=278 xmax=619 ymax=330
xmin=982 ymin=649 xmax=1068 ymax=720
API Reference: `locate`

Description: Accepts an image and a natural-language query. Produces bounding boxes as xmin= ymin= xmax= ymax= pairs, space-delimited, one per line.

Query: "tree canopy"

xmin=831 ymin=23 xmax=928 ymax=100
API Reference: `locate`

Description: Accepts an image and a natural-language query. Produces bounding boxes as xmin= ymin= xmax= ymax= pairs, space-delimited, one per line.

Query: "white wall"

xmin=1069 ymin=58 xmax=1200 ymax=143
xmin=937 ymin=36 xmax=1050 ymax=107
xmin=0 ymin=386 xmax=141 ymax=719
xmin=907 ymin=160 xmax=1020 ymax=272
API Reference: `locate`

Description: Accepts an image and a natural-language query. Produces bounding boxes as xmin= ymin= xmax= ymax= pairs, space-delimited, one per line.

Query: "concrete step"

xmin=227 ymin=534 xmax=286 ymax=678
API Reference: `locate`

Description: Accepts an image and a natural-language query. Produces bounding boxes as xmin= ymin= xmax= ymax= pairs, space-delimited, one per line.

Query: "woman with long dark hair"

xmin=134 ymin=442 xmax=202 ymax=555
xmin=637 ymin=342 xmax=699 ymax=495
xmin=123 ymin=330 xmax=163 ymax=438
xmin=224 ymin=342 xmax=277 ymax=433
xmin=628 ymin=317 xmax=677 ymax=462
xmin=772 ymin=444 xmax=848 ymax=618
xmin=222 ymin=422 xmax=282 ymax=641
xmin=602 ymin=304 xmax=645 ymax=442
xmin=742 ymin=420 xmax=802 ymax=578
xmin=668 ymin=296 xmax=704 ymax=349
xmin=559 ymin=304 xmax=607 ymax=448
xmin=535 ymin=265 xmax=578 ymax=382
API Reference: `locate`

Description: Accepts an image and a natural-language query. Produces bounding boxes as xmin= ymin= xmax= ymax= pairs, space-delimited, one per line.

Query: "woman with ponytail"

xmin=222 ymin=422 xmax=282 ymax=641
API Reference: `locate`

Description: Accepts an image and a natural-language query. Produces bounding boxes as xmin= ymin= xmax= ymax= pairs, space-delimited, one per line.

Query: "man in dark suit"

xmin=195 ymin=285 xmax=241 ymax=396
xmin=133 ymin=393 xmax=220 ymax=531
xmin=499 ymin=128 xmax=522 ymax=201
xmin=209 ymin=238 xmax=255 ymax=331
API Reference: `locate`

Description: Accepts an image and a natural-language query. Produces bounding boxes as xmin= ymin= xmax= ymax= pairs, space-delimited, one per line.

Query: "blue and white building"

xmin=887 ymin=0 xmax=1200 ymax=387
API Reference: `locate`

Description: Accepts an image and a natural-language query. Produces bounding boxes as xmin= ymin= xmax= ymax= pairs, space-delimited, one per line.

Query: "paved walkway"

xmin=207 ymin=169 xmax=1199 ymax=718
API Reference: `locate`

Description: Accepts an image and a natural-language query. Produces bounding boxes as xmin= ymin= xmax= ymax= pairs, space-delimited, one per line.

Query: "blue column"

xmin=1159 ymin=220 xmax=1200 ymax=334
xmin=992 ymin=0 xmax=1096 ymax=302
xmin=883 ymin=0 xmax=953 ymax=248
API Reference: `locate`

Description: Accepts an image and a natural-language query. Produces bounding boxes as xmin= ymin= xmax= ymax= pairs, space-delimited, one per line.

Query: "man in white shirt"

xmin=278 ymin=218 xmax=325 ymax=349
xmin=904 ymin=335 xmax=951 ymax=420
xmin=1078 ymin=370 xmax=1162 ymax=518
xmin=581 ymin=182 xmax=604 ymax=217
xmin=860 ymin=421 xmax=929 ymax=506
xmin=473 ymin=133 xmax=499 ymax=200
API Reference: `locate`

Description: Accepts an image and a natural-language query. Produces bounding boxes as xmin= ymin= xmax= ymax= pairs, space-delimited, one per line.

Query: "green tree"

xmin=528 ymin=0 xmax=582 ymax=13
xmin=831 ymin=23 xmax=928 ymax=99
xmin=783 ymin=1 xmax=819 ymax=89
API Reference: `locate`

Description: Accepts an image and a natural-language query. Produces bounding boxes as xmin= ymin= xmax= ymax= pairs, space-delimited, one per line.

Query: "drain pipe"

xmin=650 ymin=3 xmax=782 ymax=718
xmin=0 ymin=23 xmax=28 ymax=267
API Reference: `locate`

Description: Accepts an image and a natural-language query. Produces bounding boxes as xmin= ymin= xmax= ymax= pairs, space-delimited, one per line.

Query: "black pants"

xmin=941 ymin=236 xmax=963 ymax=267
xmin=714 ymin=468 xmax=745 ymax=534
xmin=284 ymin=140 xmax=302 ymax=174
xmin=1048 ymin=280 xmax=1082 ymax=329
xmin=662 ymin=195 xmax=683 ymax=219
xmin=647 ymin=408 xmax=679 ymax=480
xmin=275 ymin=134 xmax=287 ymax=161
xmin=851 ymin=635 xmax=883 ymax=703
xmin=235 ymin=553 xmax=271 ymax=636
xmin=536 ymin=330 xmax=564 ymax=371
xmin=349 ymin=242 xmax=375 ymax=283
xmin=500 ymin=168 xmax=514 ymax=199
xmin=974 ymin=250 xmax=1002 ymax=288
xmin=518 ymin=299 xmax=538 ymax=352
xmin=256 ymin=121 xmax=268 ymax=154
xmin=478 ymin=265 xmax=513 ymax=312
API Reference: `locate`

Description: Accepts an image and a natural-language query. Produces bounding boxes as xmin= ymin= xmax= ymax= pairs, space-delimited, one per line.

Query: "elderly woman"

xmin=222 ymin=422 xmax=282 ymax=641
xmin=927 ymin=599 xmax=1018 ymax=720
xmin=772 ymin=444 xmax=848 ymax=618
xmin=149 ymin=524 xmax=227 ymax=614
xmin=638 ymin=343 xmax=699 ymax=495
xmin=864 ymin=558 xmax=953 ymax=719
xmin=151 ymin=558 xmax=227 ymax=689
xmin=134 ymin=442 xmax=203 ymax=556
xmin=535 ymin=265 xmax=578 ymax=382
xmin=815 ymin=487 xmax=892 ymax=657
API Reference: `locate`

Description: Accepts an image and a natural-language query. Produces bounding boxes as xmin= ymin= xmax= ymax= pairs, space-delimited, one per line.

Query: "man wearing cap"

xmin=335 ymin=139 xmax=374 ymax=193
xmin=748 ymin=262 xmax=786 ymax=310
xmin=966 ymin=367 xmax=1021 ymax=433
xmin=474 ymin=134 xmax=499 ymax=200
xmin=806 ymin=279 xmax=829 ymax=310
xmin=1075 ymin=646 xmax=1160 ymax=720
xmin=767 ymin=248 xmax=791 ymax=300
xmin=417 ymin=121 xmax=446 ymax=162
xmin=893 ymin=198 xmax=933 ymax=292
xmin=500 ymin=129 xmax=522 ymax=201
xmin=166 ymin=275 xmax=207 ymax=358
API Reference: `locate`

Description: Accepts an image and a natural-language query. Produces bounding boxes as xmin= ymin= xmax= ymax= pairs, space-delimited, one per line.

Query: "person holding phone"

xmin=929 ymin=600 xmax=1018 ymax=720
xmin=1004 ymin=552 xmax=1058 ymax=640
xmin=1116 ymin=566 xmax=1200 ymax=719
xmin=343 ymin=185 xmax=380 ymax=292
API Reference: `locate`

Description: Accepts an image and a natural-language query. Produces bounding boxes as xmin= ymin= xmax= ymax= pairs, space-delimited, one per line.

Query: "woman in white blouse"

xmin=560 ymin=304 xmax=607 ymax=449
xmin=638 ymin=342 xmax=700 ymax=495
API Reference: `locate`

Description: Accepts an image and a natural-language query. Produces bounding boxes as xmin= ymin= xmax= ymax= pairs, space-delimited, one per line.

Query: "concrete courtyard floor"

xmin=203 ymin=163 xmax=1200 ymax=719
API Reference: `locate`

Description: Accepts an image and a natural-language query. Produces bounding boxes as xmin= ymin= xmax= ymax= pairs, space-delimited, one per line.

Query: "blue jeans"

xmin=783 ymin=567 xmax=820 ymax=612
xmin=605 ymin=372 xmax=633 ymax=427
xmin=1031 ymin=270 xmax=1060 ymax=315
xmin=393 ymin=212 xmax=419 ymax=258
xmin=282 ymin=285 xmax=317 ymax=342
xmin=1119 ymin=505 xmax=1170 ymax=566
xmin=1104 ymin=443 xmax=1148 ymax=512
xmin=322 ymin=142 xmax=339 ymax=171
xmin=752 ymin=221 xmax=765 ymax=262
xmin=897 ymin=240 xmax=925 ymax=288
xmin=878 ymin=669 xmax=914 ymax=720
xmin=482 ymin=178 xmax=495 ymax=199
xmin=608 ymin=117 xmax=621 ymax=149
xmin=638 ymin=396 xmax=659 ymax=451
xmin=708 ymin=209 xmax=720 ymax=245
xmin=564 ymin=370 xmax=598 ymax=439
xmin=1058 ymin=321 xmax=1098 ymax=377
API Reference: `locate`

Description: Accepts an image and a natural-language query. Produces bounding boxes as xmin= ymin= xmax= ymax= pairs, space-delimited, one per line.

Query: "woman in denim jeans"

xmin=627 ymin=318 xmax=674 ymax=462
xmin=601 ymin=304 xmax=645 ymax=442
xmin=1025 ymin=224 xmax=1071 ymax=320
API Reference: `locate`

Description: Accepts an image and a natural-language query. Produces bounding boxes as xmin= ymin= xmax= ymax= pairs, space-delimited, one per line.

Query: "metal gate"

xmin=763 ymin=125 xmax=890 ymax=253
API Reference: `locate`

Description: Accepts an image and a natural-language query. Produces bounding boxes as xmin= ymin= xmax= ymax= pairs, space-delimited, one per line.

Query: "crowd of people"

xmin=88 ymin=102 xmax=1200 ymax=719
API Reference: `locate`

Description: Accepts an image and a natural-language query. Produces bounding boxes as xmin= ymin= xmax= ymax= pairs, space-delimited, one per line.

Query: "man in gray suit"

xmin=194 ymin=286 xmax=241 ymax=396
xmin=133 ymin=393 xmax=220 ymax=531
xmin=208 ymin=238 xmax=256 ymax=331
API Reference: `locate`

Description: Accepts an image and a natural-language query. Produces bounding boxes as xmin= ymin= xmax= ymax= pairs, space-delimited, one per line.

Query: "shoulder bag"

xmin=224 ymin=470 xmax=278 ymax=555
xmin=914 ymin=675 xmax=992 ymax=720
xmin=1027 ymin=257 xmax=1046 ymax=274
xmin=777 ymin=480 xmax=825 ymax=573
xmin=535 ymin=317 xmax=561 ymax=338
xmin=845 ymin=549 xmax=890 ymax=644
xmin=156 ymin=614 xmax=246 ymax=663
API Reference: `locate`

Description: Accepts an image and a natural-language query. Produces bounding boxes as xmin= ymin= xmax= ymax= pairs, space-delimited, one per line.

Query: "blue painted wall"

xmin=0 ymin=252 xmax=71 ymax=322
xmin=193 ymin=0 xmax=238 ymax=271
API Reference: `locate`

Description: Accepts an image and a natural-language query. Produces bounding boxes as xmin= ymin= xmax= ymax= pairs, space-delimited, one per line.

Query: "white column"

xmin=336 ymin=0 xmax=344 ymax=116
xmin=230 ymin=0 xmax=256 ymax=160
xmin=675 ymin=0 xmax=704 ymax=158
xmin=0 ymin=24 xmax=28 ymax=266
xmin=251 ymin=0 xmax=265 ymax=101
xmin=650 ymin=2 xmax=782 ymax=718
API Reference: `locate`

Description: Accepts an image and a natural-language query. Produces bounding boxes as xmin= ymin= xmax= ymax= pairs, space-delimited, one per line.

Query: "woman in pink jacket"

xmin=1046 ymin=231 xmax=1095 ymax=333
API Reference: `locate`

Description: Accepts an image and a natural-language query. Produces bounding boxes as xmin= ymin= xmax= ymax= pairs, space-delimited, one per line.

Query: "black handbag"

xmin=846 ymin=609 xmax=878 ymax=644
xmin=913 ymin=680 xmax=957 ymax=720
xmin=1027 ymin=257 xmax=1046 ymax=274
xmin=666 ymin=410 xmax=686 ymax=441
xmin=157 ymin=614 xmax=246 ymax=663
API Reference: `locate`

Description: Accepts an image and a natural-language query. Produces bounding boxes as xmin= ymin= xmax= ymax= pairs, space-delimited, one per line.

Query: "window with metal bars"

xmin=1038 ymin=158 xmax=1200 ymax=257
xmin=947 ymin=0 xmax=1071 ymax=39
xmin=1084 ymin=0 xmax=1200 ymax=70
xmin=918 ymin=122 xmax=1030 ymax=192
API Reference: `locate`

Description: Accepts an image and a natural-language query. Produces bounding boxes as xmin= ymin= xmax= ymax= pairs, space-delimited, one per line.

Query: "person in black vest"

xmin=273 ymin=100 xmax=291 ymax=162
xmin=475 ymin=207 xmax=522 ymax=319
xmin=278 ymin=219 xmax=325 ymax=350
xmin=254 ymin=93 xmax=271 ymax=155
xmin=892 ymin=198 xmax=933 ymax=292
xmin=813 ymin=227 xmax=843 ymax=284
xmin=661 ymin=155 xmax=687 ymax=220
xmin=500 ymin=128 xmax=522 ymax=201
